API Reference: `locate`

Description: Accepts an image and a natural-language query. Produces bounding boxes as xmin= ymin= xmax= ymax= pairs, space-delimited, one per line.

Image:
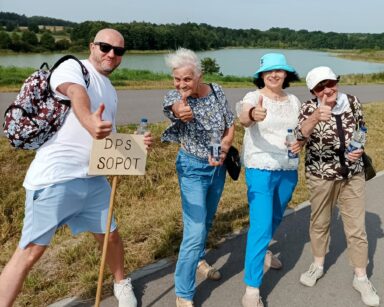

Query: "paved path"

xmin=1 ymin=85 xmax=383 ymax=126
xmin=51 ymin=171 xmax=384 ymax=307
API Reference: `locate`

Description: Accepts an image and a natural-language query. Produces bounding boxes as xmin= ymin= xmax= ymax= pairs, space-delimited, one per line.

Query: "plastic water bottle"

xmin=286 ymin=128 xmax=299 ymax=166
xmin=346 ymin=126 xmax=367 ymax=153
xmin=209 ymin=130 xmax=221 ymax=162
xmin=137 ymin=118 xmax=148 ymax=135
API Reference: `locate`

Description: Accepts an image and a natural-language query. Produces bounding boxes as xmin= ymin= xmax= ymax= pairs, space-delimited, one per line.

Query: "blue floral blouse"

xmin=161 ymin=83 xmax=234 ymax=159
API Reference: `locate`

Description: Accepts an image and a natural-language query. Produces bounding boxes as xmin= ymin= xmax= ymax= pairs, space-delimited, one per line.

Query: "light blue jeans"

xmin=174 ymin=149 xmax=226 ymax=300
xmin=244 ymin=168 xmax=298 ymax=288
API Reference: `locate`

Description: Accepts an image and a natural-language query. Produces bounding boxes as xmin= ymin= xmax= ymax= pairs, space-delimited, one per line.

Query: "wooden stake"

xmin=95 ymin=176 xmax=118 ymax=307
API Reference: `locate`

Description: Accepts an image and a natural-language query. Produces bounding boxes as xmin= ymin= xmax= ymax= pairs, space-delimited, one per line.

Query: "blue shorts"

xmin=19 ymin=176 xmax=117 ymax=249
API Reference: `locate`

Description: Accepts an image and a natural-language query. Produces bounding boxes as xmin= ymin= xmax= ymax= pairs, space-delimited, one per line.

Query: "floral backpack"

xmin=3 ymin=55 xmax=90 ymax=150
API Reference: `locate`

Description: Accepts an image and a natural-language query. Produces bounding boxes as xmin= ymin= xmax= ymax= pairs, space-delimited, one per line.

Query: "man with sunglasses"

xmin=295 ymin=66 xmax=379 ymax=306
xmin=0 ymin=28 xmax=152 ymax=307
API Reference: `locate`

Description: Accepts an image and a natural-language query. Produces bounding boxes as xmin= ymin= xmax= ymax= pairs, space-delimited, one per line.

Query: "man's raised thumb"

xmin=94 ymin=103 xmax=105 ymax=120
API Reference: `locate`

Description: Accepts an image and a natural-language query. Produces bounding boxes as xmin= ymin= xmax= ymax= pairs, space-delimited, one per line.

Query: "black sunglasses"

xmin=94 ymin=42 xmax=126 ymax=56
xmin=313 ymin=79 xmax=338 ymax=92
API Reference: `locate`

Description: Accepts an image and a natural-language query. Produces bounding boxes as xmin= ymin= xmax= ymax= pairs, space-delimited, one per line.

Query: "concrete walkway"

xmin=51 ymin=171 xmax=384 ymax=307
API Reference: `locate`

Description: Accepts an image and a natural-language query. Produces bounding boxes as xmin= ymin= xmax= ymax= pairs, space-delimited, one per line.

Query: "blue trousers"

xmin=244 ymin=168 xmax=298 ymax=287
xmin=174 ymin=149 xmax=226 ymax=300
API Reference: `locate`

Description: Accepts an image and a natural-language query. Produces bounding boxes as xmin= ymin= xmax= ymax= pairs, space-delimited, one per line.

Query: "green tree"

xmin=201 ymin=57 xmax=221 ymax=74
xmin=0 ymin=31 xmax=12 ymax=49
xmin=21 ymin=30 xmax=38 ymax=45
xmin=28 ymin=23 xmax=39 ymax=33
xmin=10 ymin=32 xmax=23 ymax=51
xmin=55 ymin=38 xmax=71 ymax=50
xmin=39 ymin=32 xmax=55 ymax=50
xmin=5 ymin=22 xmax=16 ymax=32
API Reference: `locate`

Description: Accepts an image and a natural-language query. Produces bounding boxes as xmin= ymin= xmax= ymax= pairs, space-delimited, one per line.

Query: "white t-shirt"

xmin=236 ymin=90 xmax=301 ymax=170
xmin=23 ymin=59 xmax=118 ymax=190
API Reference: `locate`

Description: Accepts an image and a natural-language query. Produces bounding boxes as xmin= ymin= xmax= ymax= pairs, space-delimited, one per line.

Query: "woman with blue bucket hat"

xmin=236 ymin=53 xmax=301 ymax=307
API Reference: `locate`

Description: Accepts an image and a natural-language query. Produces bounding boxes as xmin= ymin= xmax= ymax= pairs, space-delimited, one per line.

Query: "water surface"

xmin=1 ymin=48 xmax=384 ymax=77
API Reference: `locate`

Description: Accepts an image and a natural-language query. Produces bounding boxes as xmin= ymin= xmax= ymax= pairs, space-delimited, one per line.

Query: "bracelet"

xmin=248 ymin=106 xmax=256 ymax=121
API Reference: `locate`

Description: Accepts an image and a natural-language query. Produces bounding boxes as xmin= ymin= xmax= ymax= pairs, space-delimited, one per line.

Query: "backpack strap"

xmin=48 ymin=55 xmax=90 ymax=88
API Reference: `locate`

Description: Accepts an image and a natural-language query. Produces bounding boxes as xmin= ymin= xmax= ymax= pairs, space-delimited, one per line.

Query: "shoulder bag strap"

xmin=335 ymin=114 xmax=349 ymax=178
xmin=208 ymin=83 xmax=219 ymax=101
xmin=346 ymin=94 xmax=365 ymax=130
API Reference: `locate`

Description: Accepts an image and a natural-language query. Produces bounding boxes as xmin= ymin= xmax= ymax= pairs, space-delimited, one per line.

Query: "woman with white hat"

xmin=297 ymin=66 xmax=379 ymax=307
xmin=236 ymin=53 xmax=301 ymax=307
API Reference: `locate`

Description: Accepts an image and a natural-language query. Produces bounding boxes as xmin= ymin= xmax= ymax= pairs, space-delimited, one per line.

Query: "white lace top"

xmin=236 ymin=90 xmax=301 ymax=170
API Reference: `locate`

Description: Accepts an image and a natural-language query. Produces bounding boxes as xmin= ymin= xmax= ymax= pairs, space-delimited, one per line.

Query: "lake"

xmin=1 ymin=48 xmax=384 ymax=77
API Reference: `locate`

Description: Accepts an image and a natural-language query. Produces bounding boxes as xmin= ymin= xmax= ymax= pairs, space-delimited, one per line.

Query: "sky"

xmin=1 ymin=0 xmax=384 ymax=34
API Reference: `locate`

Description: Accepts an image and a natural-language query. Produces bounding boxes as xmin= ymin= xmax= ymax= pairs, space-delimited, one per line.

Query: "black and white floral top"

xmin=161 ymin=83 xmax=234 ymax=160
xmin=296 ymin=93 xmax=364 ymax=180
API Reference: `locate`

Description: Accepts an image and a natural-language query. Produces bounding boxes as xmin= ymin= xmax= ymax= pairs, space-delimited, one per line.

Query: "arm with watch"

xmin=237 ymin=94 xmax=267 ymax=127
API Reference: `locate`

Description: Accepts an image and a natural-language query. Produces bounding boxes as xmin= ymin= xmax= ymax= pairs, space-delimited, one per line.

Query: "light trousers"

xmin=307 ymin=172 xmax=368 ymax=268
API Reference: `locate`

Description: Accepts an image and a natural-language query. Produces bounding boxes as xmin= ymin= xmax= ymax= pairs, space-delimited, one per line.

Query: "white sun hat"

xmin=306 ymin=66 xmax=338 ymax=90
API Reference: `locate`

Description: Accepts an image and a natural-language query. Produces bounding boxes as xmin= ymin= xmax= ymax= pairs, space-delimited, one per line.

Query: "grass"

xmin=332 ymin=49 xmax=384 ymax=63
xmin=1 ymin=64 xmax=384 ymax=92
xmin=0 ymin=101 xmax=383 ymax=306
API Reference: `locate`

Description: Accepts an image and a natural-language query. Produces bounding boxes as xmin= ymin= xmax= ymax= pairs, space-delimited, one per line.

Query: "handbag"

xmin=224 ymin=145 xmax=241 ymax=180
xmin=362 ymin=152 xmax=376 ymax=181
xmin=347 ymin=96 xmax=376 ymax=181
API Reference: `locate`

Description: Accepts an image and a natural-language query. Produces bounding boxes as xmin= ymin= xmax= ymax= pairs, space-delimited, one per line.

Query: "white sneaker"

xmin=114 ymin=278 xmax=137 ymax=307
xmin=353 ymin=276 xmax=380 ymax=306
xmin=176 ymin=297 xmax=194 ymax=307
xmin=299 ymin=263 xmax=324 ymax=287
xmin=241 ymin=292 xmax=264 ymax=307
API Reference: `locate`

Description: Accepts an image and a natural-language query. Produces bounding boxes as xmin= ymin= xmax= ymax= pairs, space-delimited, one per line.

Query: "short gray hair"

xmin=165 ymin=48 xmax=202 ymax=76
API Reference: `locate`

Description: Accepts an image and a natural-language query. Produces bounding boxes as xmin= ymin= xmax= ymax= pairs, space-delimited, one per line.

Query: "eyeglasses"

xmin=313 ymin=79 xmax=338 ymax=92
xmin=94 ymin=42 xmax=126 ymax=56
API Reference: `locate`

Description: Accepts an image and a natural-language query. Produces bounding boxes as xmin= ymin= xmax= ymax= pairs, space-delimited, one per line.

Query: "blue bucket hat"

xmin=253 ymin=53 xmax=295 ymax=79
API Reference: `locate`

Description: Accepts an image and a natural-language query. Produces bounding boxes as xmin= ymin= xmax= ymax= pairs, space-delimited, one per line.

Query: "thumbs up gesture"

xmin=171 ymin=92 xmax=194 ymax=122
xmin=317 ymin=95 xmax=332 ymax=122
xmin=88 ymin=103 xmax=113 ymax=139
xmin=250 ymin=95 xmax=267 ymax=122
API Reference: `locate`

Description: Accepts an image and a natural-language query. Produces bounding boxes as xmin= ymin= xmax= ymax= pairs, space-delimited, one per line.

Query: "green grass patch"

xmin=0 ymin=103 xmax=383 ymax=305
xmin=2 ymin=64 xmax=384 ymax=92
xmin=332 ymin=49 xmax=384 ymax=63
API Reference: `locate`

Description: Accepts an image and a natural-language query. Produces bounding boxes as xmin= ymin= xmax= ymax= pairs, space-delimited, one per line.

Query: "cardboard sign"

xmin=88 ymin=133 xmax=147 ymax=176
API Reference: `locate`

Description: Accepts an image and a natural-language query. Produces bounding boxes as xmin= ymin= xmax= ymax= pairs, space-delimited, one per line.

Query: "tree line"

xmin=1 ymin=12 xmax=384 ymax=53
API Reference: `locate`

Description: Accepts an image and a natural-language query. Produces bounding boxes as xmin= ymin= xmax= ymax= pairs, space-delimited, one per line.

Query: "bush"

xmin=201 ymin=57 xmax=221 ymax=75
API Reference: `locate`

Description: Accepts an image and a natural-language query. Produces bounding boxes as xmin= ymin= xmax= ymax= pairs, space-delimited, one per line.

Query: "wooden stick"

xmin=95 ymin=176 xmax=118 ymax=307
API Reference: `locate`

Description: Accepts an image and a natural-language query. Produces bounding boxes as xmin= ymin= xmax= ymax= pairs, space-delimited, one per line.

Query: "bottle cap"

xmin=287 ymin=128 xmax=293 ymax=133
xmin=140 ymin=118 xmax=148 ymax=123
